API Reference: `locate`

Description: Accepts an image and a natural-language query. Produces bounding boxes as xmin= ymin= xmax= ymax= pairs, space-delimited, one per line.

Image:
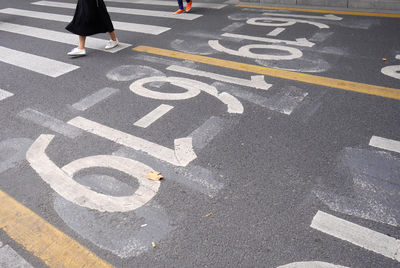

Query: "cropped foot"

xmin=173 ymin=9 xmax=185 ymax=14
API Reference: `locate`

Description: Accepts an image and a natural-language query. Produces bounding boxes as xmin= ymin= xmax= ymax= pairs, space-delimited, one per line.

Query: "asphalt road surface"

xmin=0 ymin=0 xmax=399 ymax=267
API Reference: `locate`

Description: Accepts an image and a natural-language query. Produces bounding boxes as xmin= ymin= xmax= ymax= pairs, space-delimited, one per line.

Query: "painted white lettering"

xmin=222 ymin=33 xmax=315 ymax=47
xmin=26 ymin=134 xmax=160 ymax=212
xmin=167 ymin=65 xmax=272 ymax=90
xmin=247 ymin=17 xmax=329 ymax=29
xmin=67 ymin=116 xmax=197 ymax=167
xmin=130 ymin=76 xmax=243 ymax=113
xmin=209 ymin=40 xmax=303 ymax=60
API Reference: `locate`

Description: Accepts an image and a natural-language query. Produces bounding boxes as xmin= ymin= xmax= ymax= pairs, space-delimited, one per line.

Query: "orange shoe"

xmin=185 ymin=0 xmax=192 ymax=12
xmin=173 ymin=9 xmax=185 ymax=14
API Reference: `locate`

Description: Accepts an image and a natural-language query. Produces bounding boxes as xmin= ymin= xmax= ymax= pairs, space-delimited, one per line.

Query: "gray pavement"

xmin=0 ymin=0 xmax=399 ymax=267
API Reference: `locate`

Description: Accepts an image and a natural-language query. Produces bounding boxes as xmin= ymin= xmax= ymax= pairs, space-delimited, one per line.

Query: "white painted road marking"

xmin=18 ymin=108 xmax=82 ymax=138
xmin=208 ymin=40 xmax=303 ymax=60
xmin=167 ymin=65 xmax=272 ymax=90
xmin=222 ymin=33 xmax=315 ymax=47
xmin=67 ymin=116 xmax=197 ymax=166
xmin=311 ymin=211 xmax=400 ymax=262
xmin=72 ymin=87 xmax=120 ymax=111
xmin=267 ymin=27 xmax=286 ymax=36
xmin=114 ymin=146 xmax=223 ymax=198
xmin=262 ymin=12 xmax=343 ymax=21
xmin=381 ymin=55 xmax=400 ymax=80
xmin=129 ymin=76 xmax=244 ymax=113
xmin=0 ymin=22 xmax=130 ymax=53
xmin=33 ymin=1 xmax=202 ymax=20
xmin=27 ymin=134 xmax=160 ymax=212
xmin=214 ymin=82 xmax=307 ymax=115
xmin=222 ymin=22 xmax=245 ymax=32
xmin=189 ymin=116 xmax=228 ymax=150
xmin=0 ymin=46 xmax=79 ymax=78
xmin=105 ymin=0 xmax=227 ymax=9
xmin=0 ymin=89 xmax=14 ymax=101
xmin=369 ymin=136 xmax=400 ymax=154
xmin=130 ymin=76 xmax=201 ymax=100
xmin=134 ymin=104 xmax=174 ymax=128
xmin=0 ymin=8 xmax=70 ymax=22
xmin=0 ymin=8 xmax=170 ymax=35
xmin=247 ymin=17 xmax=330 ymax=29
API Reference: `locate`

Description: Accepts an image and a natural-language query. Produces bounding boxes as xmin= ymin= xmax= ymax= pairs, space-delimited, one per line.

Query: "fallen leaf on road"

xmin=147 ymin=171 xmax=163 ymax=181
xmin=203 ymin=212 xmax=213 ymax=218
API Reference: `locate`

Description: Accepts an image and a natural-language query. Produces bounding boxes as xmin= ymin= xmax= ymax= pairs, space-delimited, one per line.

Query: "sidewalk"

xmin=239 ymin=0 xmax=400 ymax=11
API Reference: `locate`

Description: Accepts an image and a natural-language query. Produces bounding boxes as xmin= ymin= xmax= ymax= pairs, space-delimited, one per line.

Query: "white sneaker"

xmin=67 ymin=47 xmax=86 ymax=57
xmin=105 ymin=39 xmax=119 ymax=50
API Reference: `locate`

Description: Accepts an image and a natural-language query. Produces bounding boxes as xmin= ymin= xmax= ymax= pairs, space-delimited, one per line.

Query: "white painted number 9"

xmin=129 ymin=76 xmax=202 ymax=100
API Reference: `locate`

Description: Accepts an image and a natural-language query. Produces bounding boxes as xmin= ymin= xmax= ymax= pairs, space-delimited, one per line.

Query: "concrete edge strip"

xmin=236 ymin=4 xmax=400 ymax=18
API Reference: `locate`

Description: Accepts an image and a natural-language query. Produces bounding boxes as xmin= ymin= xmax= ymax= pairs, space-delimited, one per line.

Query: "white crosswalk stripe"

xmin=0 ymin=46 xmax=79 ymax=78
xmin=105 ymin=0 xmax=227 ymax=9
xmin=0 ymin=8 xmax=170 ymax=35
xmin=0 ymin=22 xmax=131 ymax=53
xmin=33 ymin=1 xmax=202 ymax=20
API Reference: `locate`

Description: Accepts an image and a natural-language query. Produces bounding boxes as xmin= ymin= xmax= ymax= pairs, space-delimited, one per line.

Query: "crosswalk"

xmin=0 ymin=0 xmax=226 ymax=78
xmin=32 ymin=1 xmax=202 ymax=20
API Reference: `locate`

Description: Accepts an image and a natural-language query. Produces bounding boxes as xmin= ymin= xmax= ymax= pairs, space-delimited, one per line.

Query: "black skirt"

xmin=66 ymin=0 xmax=114 ymax=36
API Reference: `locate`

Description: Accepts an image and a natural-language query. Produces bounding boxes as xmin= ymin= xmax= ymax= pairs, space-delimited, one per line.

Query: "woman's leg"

xmin=105 ymin=31 xmax=119 ymax=49
xmin=176 ymin=0 xmax=184 ymax=10
xmin=67 ymin=35 xmax=86 ymax=56
xmin=108 ymin=31 xmax=117 ymax=42
xmin=185 ymin=0 xmax=192 ymax=11
xmin=78 ymin=35 xmax=86 ymax=49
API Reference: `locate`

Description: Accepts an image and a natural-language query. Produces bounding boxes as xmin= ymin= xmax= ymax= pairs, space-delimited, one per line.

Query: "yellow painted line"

xmin=0 ymin=189 xmax=113 ymax=268
xmin=133 ymin=45 xmax=400 ymax=100
xmin=236 ymin=4 xmax=400 ymax=18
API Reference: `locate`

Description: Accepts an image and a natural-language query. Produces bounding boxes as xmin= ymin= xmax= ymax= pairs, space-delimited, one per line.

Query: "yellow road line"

xmin=236 ymin=4 xmax=400 ymax=18
xmin=133 ymin=45 xmax=400 ymax=100
xmin=0 ymin=189 xmax=113 ymax=268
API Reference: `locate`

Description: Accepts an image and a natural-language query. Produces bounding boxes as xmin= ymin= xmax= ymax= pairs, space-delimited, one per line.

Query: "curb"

xmin=238 ymin=0 xmax=400 ymax=11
